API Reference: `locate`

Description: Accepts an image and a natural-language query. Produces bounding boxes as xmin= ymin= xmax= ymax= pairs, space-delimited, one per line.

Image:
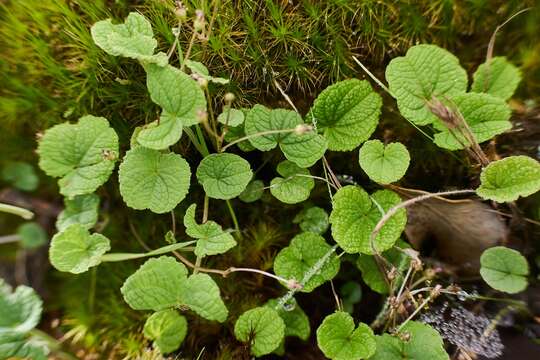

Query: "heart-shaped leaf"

xmin=234 ymin=306 xmax=285 ymax=357
xmin=143 ymin=309 xmax=187 ymax=354
xmin=273 ymin=232 xmax=340 ymax=292
xmin=309 ymin=79 xmax=382 ymax=151
xmin=330 ymin=186 xmax=406 ymax=254
xmin=270 ymin=160 xmax=314 ymax=204
xmin=37 ymin=115 xmax=119 ymax=197
xmin=480 ymin=246 xmax=529 ymax=294
xmin=1 ymin=162 xmax=38 ymax=192
xmin=196 ymin=153 xmax=253 ymax=200
xmin=239 ymin=180 xmax=264 ymax=203
xmin=136 ymin=111 xmax=183 ymax=150
xmin=359 ymin=140 xmax=410 ymax=184
xmin=16 ymin=223 xmax=47 ymax=249
xmin=316 ymin=311 xmax=376 ymax=360
xmin=386 ymin=44 xmax=467 ymax=126
xmin=293 ymin=206 xmax=329 ymax=234
xmin=118 ymin=147 xmax=191 ymax=213
xmin=49 ymin=224 xmax=111 ymax=274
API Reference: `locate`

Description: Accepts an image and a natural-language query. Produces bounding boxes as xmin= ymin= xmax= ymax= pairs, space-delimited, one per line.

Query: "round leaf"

xmin=56 ymin=193 xmax=100 ymax=232
xmin=37 ymin=115 xmax=119 ymax=197
xmin=119 ymin=147 xmax=191 ymax=213
xmin=218 ymin=107 xmax=244 ymax=127
xmin=265 ymin=298 xmax=310 ymax=340
xmin=1 ymin=162 xmax=38 ymax=192
xmin=144 ymin=309 xmax=187 ymax=354
xmin=477 ymin=156 xmax=540 ymax=203
xmin=316 ymin=311 xmax=376 ymax=360
xmin=471 ymin=57 xmax=522 ymax=100
xmin=330 ymin=186 xmax=406 ymax=254
xmin=239 ymin=180 xmax=264 ymax=203
xmin=274 ymin=232 xmax=340 ymax=292
xmin=0 ymin=279 xmax=42 ymax=334
xmin=309 ymin=79 xmax=382 ymax=151
xmin=234 ymin=307 xmax=285 ymax=357
xmin=293 ymin=206 xmax=329 ymax=234
xmin=480 ymin=246 xmax=529 ymax=294
xmin=196 ymin=153 xmax=253 ymax=200
xmin=49 ymin=224 xmax=110 ymax=274
xmin=386 ymin=44 xmax=468 ymax=126
xmin=136 ymin=111 xmax=183 ymax=150
xmin=16 ymin=223 xmax=47 ymax=249
xmin=359 ymin=140 xmax=410 ymax=184
xmin=270 ymin=160 xmax=314 ymax=204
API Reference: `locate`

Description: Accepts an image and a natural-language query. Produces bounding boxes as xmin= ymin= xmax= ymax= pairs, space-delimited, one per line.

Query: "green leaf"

xmin=91 ymin=12 xmax=167 ymax=65
xmin=0 ymin=279 xmax=42 ymax=334
xmin=183 ymin=204 xmax=237 ymax=257
xmin=330 ymin=186 xmax=406 ymax=254
xmin=476 ymin=156 xmax=540 ymax=202
xmin=185 ymin=60 xmax=229 ymax=84
xmin=386 ymin=44 xmax=468 ymax=126
xmin=37 ymin=115 xmax=119 ymax=197
xmin=218 ymin=107 xmax=245 ymax=127
xmin=274 ymin=232 xmax=340 ymax=292
xmin=316 ymin=311 xmax=376 ymax=360
xmin=0 ymin=333 xmax=48 ymax=360
xmin=239 ymin=180 xmax=264 ymax=203
xmin=234 ymin=307 xmax=285 ymax=357
xmin=309 ymin=79 xmax=382 ymax=151
xmin=1 ymin=162 xmax=38 ymax=192
xmin=223 ymin=122 xmax=255 ymax=152
xmin=293 ymin=206 xmax=329 ymax=234
xmin=371 ymin=321 xmax=448 ymax=360
xmin=480 ymin=246 xmax=529 ymax=294
xmin=471 ymin=57 xmax=522 ymax=100
xmin=118 ymin=147 xmax=191 ymax=213
xmin=433 ymin=93 xmax=511 ymax=150
xmin=359 ymin=140 xmax=410 ymax=184
xmin=181 ymin=274 xmax=228 ymax=322
xmin=356 ymin=240 xmax=411 ymax=294
xmin=146 ymin=63 xmax=206 ymax=127
xmin=196 ymin=153 xmax=253 ymax=200
xmin=143 ymin=309 xmax=187 ymax=354
xmin=136 ymin=111 xmax=183 ymax=150
xmin=56 ymin=193 xmax=100 ymax=232
xmin=49 ymin=224 xmax=110 ymax=274
xmin=265 ymin=298 xmax=310 ymax=340
xmin=121 ymin=256 xmax=188 ymax=311
xmin=16 ymin=223 xmax=47 ymax=249
xmin=245 ymin=105 xmax=327 ymax=167
xmin=270 ymin=160 xmax=314 ymax=204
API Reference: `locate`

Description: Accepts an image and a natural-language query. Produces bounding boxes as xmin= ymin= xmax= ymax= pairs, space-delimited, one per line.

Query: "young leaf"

xmin=49 ymin=224 xmax=110 ymax=274
xmin=1 ymin=162 xmax=38 ymax=192
xmin=330 ymin=186 xmax=406 ymax=254
xmin=371 ymin=321 xmax=448 ymax=360
xmin=293 ymin=206 xmax=329 ymax=234
xmin=316 ymin=311 xmax=376 ymax=360
xmin=0 ymin=333 xmax=49 ymax=360
xmin=245 ymin=105 xmax=327 ymax=167
xmin=471 ymin=57 xmax=522 ymax=100
xmin=385 ymin=44 xmax=468 ymax=126
xmin=145 ymin=63 xmax=206 ymax=127
xmin=309 ymin=79 xmax=382 ymax=151
xmin=0 ymin=279 xmax=42 ymax=334
xmin=359 ymin=140 xmax=410 ymax=184
xmin=181 ymin=274 xmax=228 ymax=322
xmin=136 ymin=111 xmax=183 ymax=150
xmin=433 ymin=93 xmax=511 ymax=150
xmin=273 ymin=232 xmax=340 ymax=292
xmin=91 ymin=12 xmax=166 ymax=65
xmin=218 ymin=107 xmax=245 ymax=127
xmin=143 ymin=309 xmax=187 ymax=354
xmin=265 ymin=298 xmax=310 ymax=340
xmin=121 ymin=256 xmax=188 ymax=311
xmin=480 ymin=246 xmax=529 ymax=294
xmin=184 ymin=60 xmax=229 ymax=84
xmin=270 ymin=160 xmax=314 ymax=204
xmin=223 ymin=122 xmax=255 ymax=152
xmin=196 ymin=153 xmax=253 ymax=200
xmin=476 ymin=156 xmax=540 ymax=202
xmin=16 ymin=223 xmax=47 ymax=249
xmin=56 ymin=193 xmax=100 ymax=232
xmin=356 ymin=240 xmax=411 ymax=294
xmin=183 ymin=204 xmax=237 ymax=257
xmin=234 ymin=307 xmax=285 ymax=357
xmin=37 ymin=115 xmax=119 ymax=197
xmin=118 ymin=147 xmax=191 ymax=213
xmin=239 ymin=180 xmax=264 ymax=203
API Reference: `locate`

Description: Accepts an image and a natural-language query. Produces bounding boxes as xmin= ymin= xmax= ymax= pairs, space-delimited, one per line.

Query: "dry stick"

xmin=396 ymin=285 xmax=441 ymax=332
xmin=486 ymin=8 xmax=531 ymax=63
xmin=274 ymin=80 xmax=300 ymax=113
xmin=330 ymin=280 xmax=342 ymax=312
xmin=129 ymin=220 xmax=151 ymax=252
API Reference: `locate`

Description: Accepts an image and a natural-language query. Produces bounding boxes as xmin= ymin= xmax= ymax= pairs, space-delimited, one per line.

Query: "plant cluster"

xmin=1 ymin=6 xmax=540 ymax=360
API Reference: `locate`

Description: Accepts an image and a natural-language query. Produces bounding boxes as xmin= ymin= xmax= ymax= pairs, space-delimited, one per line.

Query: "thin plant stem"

xmin=397 ymin=288 xmax=439 ymax=332
xmin=221 ymin=128 xmax=298 ymax=152
xmin=226 ymin=199 xmax=241 ymax=238
xmin=0 ymin=203 xmax=34 ymax=219
xmin=184 ymin=127 xmax=206 ymax=157
xmin=180 ymin=31 xmax=197 ymax=71
xmin=171 ymin=210 xmax=176 ymax=235
xmin=202 ymin=195 xmax=209 ymax=223
xmin=0 ymin=234 xmax=20 ymax=244
xmin=195 ymin=125 xmax=210 ymax=156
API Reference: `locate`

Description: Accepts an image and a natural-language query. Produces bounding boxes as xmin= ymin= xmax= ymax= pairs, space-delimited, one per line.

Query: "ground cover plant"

xmin=0 ymin=1 xmax=539 ymax=359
